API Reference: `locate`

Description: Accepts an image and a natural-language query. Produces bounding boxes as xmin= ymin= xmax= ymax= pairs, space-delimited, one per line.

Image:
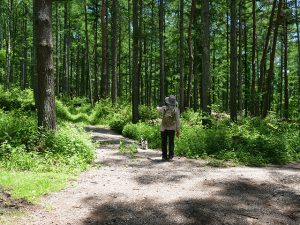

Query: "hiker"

xmin=157 ymin=95 xmax=180 ymax=161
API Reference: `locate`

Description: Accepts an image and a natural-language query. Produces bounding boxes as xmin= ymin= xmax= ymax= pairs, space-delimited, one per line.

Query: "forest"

xmin=0 ymin=0 xmax=300 ymax=220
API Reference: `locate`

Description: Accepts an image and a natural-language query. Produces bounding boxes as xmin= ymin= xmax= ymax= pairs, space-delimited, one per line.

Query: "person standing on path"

xmin=157 ymin=95 xmax=180 ymax=161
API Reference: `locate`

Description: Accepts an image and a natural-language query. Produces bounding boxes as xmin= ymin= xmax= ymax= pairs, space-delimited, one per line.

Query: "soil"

xmin=12 ymin=126 xmax=300 ymax=225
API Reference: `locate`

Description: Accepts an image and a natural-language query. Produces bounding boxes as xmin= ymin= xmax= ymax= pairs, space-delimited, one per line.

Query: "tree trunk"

xmin=250 ymin=0 xmax=256 ymax=116
xmin=132 ymin=0 xmax=139 ymax=123
xmin=243 ymin=2 xmax=249 ymax=116
xmin=84 ymin=0 xmax=92 ymax=103
xmin=138 ymin=0 xmax=143 ymax=105
xmin=93 ymin=0 xmax=99 ymax=102
xmin=201 ymin=0 xmax=210 ymax=115
xmin=159 ymin=0 xmax=165 ymax=106
xmin=295 ymin=0 xmax=300 ymax=113
xmin=187 ymin=0 xmax=196 ymax=109
xmin=179 ymin=0 xmax=185 ymax=111
xmin=127 ymin=0 xmax=131 ymax=100
xmin=262 ymin=0 xmax=283 ymax=118
xmin=35 ymin=0 xmax=56 ymax=130
xmin=237 ymin=0 xmax=243 ymax=112
xmin=230 ymin=0 xmax=238 ymax=121
xmin=283 ymin=0 xmax=288 ymax=120
xmin=62 ymin=1 xmax=69 ymax=96
xmin=111 ymin=0 xmax=118 ymax=104
xmin=258 ymin=0 xmax=277 ymax=113
xmin=5 ymin=0 xmax=12 ymax=89
xmin=55 ymin=1 xmax=60 ymax=95
xmin=101 ymin=0 xmax=107 ymax=98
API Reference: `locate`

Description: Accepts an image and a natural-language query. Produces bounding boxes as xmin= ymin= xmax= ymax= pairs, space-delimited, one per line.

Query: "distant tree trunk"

xmin=283 ymin=0 xmax=288 ymax=120
xmin=93 ymin=0 xmax=99 ymax=102
xmin=5 ymin=0 xmax=12 ymax=89
xmin=32 ymin=0 xmax=38 ymax=105
xmin=62 ymin=1 xmax=69 ymax=96
xmin=279 ymin=41 xmax=283 ymax=117
xmin=225 ymin=6 xmax=229 ymax=112
xmin=101 ymin=0 xmax=107 ymax=98
xmin=244 ymin=3 xmax=249 ymax=116
xmin=237 ymin=0 xmax=243 ymax=112
xmin=201 ymin=0 xmax=210 ymax=115
xmin=21 ymin=4 xmax=28 ymax=90
xmin=84 ymin=0 xmax=92 ymax=103
xmin=111 ymin=0 xmax=118 ymax=104
xmin=262 ymin=0 xmax=283 ymax=118
xmin=258 ymin=0 xmax=277 ymax=114
xmin=250 ymin=0 xmax=256 ymax=116
xmin=55 ymin=1 xmax=60 ymax=95
xmin=35 ymin=0 xmax=56 ymax=130
xmin=230 ymin=0 xmax=237 ymax=121
xmin=159 ymin=0 xmax=165 ymax=106
xmin=138 ymin=0 xmax=143 ymax=105
xmin=187 ymin=0 xmax=196 ymax=109
xmin=127 ymin=0 xmax=131 ymax=100
xmin=179 ymin=0 xmax=184 ymax=111
xmin=132 ymin=0 xmax=139 ymax=123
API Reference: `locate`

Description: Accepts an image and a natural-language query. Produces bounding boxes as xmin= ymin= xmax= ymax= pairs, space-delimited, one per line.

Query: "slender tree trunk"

xmin=250 ymin=0 xmax=256 ymax=116
xmin=283 ymin=0 xmax=288 ymax=120
xmin=244 ymin=5 xmax=249 ymax=117
xmin=132 ymin=0 xmax=139 ymax=123
xmin=225 ymin=5 xmax=229 ymax=112
xmin=201 ymin=0 xmax=211 ymax=115
xmin=101 ymin=0 xmax=107 ymax=98
xmin=262 ymin=0 xmax=283 ymax=118
xmin=5 ymin=0 xmax=12 ymax=89
xmin=138 ymin=0 xmax=143 ymax=105
xmin=35 ymin=0 xmax=56 ymax=130
xmin=279 ymin=41 xmax=283 ymax=117
xmin=127 ymin=0 xmax=131 ymax=100
xmin=238 ymin=0 xmax=243 ymax=112
xmin=159 ymin=0 xmax=165 ymax=106
xmin=62 ymin=1 xmax=69 ymax=96
xmin=111 ymin=0 xmax=118 ymax=104
xmin=179 ymin=0 xmax=185 ymax=111
xmin=187 ymin=0 xmax=196 ymax=109
xmin=230 ymin=0 xmax=238 ymax=121
xmin=258 ymin=0 xmax=277 ymax=114
xmin=84 ymin=0 xmax=92 ymax=103
xmin=93 ymin=0 xmax=99 ymax=102
xmin=55 ymin=1 xmax=60 ymax=95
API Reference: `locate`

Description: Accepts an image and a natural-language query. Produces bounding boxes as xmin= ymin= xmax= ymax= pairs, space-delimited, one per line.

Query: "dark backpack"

xmin=162 ymin=107 xmax=176 ymax=127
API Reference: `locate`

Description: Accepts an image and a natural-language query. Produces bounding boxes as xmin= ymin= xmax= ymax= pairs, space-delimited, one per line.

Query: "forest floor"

xmin=10 ymin=126 xmax=300 ymax=225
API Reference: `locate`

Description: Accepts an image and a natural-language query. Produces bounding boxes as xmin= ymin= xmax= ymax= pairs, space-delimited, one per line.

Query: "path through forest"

xmin=16 ymin=126 xmax=300 ymax=225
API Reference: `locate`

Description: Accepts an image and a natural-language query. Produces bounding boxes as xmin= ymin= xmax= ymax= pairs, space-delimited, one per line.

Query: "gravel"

xmin=15 ymin=126 xmax=300 ymax=225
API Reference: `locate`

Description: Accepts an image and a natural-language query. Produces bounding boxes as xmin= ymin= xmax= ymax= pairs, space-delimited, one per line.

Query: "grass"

xmin=0 ymin=170 xmax=73 ymax=202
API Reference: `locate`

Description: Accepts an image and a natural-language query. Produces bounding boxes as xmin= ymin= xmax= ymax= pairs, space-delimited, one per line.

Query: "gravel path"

xmin=16 ymin=126 xmax=300 ymax=225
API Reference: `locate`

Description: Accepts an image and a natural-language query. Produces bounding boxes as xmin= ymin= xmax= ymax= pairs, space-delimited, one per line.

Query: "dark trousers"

xmin=161 ymin=130 xmax=175 ymax=159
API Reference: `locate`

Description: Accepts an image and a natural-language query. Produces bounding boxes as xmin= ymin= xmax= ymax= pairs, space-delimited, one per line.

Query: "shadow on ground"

xmin=81 ymin=179 xmax=300 ymax=225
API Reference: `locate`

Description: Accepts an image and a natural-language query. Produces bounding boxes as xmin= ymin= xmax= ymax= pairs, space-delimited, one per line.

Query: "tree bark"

xmin=187 ymin=0 xmax=196 ymax=109
xmin=201 ymin=0 xmax=211 ymax=115
xmin=179 ymin=0 xmax=185 ymax=111
xmin=250 ymin=0 xmax=256 ymax=116
xmin=132 ymin=0 xmax=139 ymax=123
xmin=34 ymin=0 xmax=56 ymax=130
xmin=295 ymin=0 xmax=300 ymax=113
xmin=283 ymin=0 xmax=288 ymax=120
xmin=101 ymin=0 xmax=107 ymax=98
xmin=237 ymin=0 xmax=243 ymax=112
xmin=159 ymin=0 xmax=165 ymax=106
xmin=262 ymin=0 xmax=283 ymax=118
xmin=230 ymin=0 xmax=238 ymax=121
xmin=111 ymin=0 xmax=118 ymax=104
xmin=93 ymin=0 xmax=100 ymax=102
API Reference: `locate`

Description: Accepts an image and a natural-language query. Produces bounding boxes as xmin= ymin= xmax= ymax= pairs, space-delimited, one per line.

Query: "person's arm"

xmin=176 ymin=108 xmax=180 ymax=138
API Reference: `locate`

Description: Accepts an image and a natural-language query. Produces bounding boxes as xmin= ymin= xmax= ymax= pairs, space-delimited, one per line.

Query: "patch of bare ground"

xmin=12 ymin=126 xmax=300 ymax=225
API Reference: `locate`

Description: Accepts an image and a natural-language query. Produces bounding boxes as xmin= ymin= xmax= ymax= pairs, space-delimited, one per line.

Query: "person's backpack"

xmin=162 ymin=107 xmax=176 ymax=127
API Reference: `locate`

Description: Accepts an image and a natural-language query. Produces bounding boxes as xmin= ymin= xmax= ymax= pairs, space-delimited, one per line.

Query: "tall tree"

xmin=179 ymin=0 xmax=185 ymax=111
xmin=111 ymin=0 xmax=118 ymax=104
xmin=262 ymin=0 xmax=283 ymax=117
xmin=283 ymin=0 xmax=288 ymax=119
xmin=201 ymin=0 xmax=210 ymax=115
xmin=230 ymin=0 xmax=237 ymax=121
xmin=187 ymin=0 xmax=196 ymax=109
xmin=93 ymin=0 xmax=100 ymax=102
xmin=159 ymin=0 xmax=165 ymax=106
xmin=34 ymin=0 xmax=56 ymax=130
xmin=250 ymin=0 xmax=256 ymax=116
xmin=295 ymin=0 xmax=300 ymax=113
xmin=101 ymin=0 xmax=108 ymax=98
xmin=132 ymin=0 xmax=139 ymax=123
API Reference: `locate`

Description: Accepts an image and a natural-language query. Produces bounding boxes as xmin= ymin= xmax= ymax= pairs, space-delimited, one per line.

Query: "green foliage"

xmin=122 ymin=123 xmax=160 ymax=149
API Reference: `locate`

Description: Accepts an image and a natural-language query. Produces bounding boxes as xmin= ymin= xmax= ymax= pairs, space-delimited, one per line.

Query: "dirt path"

xmin=16 ymin=126 xmax=300 ymax=225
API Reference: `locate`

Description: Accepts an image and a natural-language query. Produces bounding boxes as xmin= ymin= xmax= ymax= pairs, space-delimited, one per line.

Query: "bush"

xmin=122 ymin=123 xmax=160 ymax=149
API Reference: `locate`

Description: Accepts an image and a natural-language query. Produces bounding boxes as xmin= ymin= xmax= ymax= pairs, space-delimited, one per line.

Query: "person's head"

xmin=165 ymin=95 xmax=177 ymax=107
